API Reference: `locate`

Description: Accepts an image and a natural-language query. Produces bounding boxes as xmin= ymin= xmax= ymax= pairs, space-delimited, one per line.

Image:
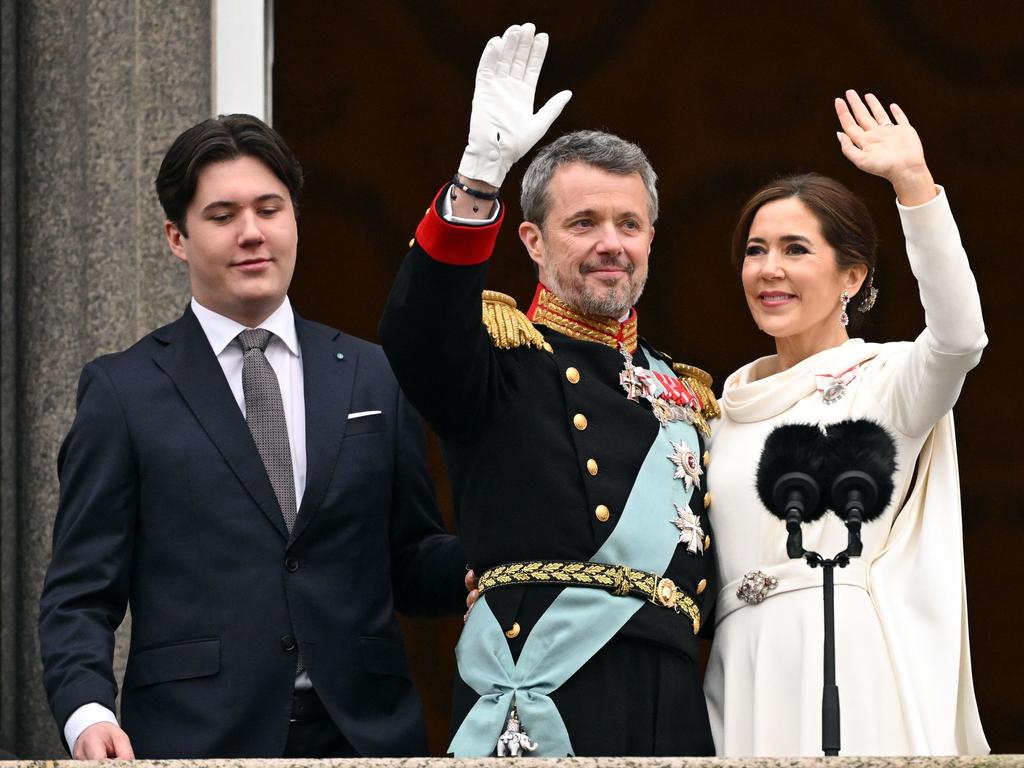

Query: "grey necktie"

xmin=238 ymin=328 xmax=298 ymax=533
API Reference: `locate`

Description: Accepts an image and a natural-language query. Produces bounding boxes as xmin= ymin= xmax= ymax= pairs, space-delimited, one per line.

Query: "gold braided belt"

xmin=478 ymin=560 xmax=702 ymax=635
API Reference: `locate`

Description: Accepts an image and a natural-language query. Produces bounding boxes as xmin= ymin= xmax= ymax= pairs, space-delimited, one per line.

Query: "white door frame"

xmin=212 ymin=0 xmax=273 ymax=122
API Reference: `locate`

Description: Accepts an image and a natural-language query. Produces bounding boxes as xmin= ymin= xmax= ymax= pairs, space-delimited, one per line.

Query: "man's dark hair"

xmin=155 ymin=114 xmax=303 ymax=236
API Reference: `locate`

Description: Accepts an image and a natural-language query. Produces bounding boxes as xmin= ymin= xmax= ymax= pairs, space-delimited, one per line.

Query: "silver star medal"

xmin=668 ymin=441 xmax=702 ymax=490
xmin=671 ymin=503 xmax=705 ymax=555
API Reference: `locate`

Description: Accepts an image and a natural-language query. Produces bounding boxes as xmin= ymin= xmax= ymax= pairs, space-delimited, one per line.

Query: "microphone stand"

xmin=789 ymin=530 xmax=860 ymax=757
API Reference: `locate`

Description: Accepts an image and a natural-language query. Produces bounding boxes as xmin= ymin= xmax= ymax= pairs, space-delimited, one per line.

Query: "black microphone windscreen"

xmin=756 ymin=424 xmax=830 ymax=521
xmin=824 ymin=419 xmax=898 ymax=521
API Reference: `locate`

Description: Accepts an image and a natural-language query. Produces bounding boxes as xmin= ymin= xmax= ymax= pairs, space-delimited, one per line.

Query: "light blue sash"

xmin=448 ymin=354 xmax=699 ymax=756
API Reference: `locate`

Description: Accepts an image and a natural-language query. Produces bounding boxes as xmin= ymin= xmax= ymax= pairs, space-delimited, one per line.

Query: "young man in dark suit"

xmin=39 ymin=114 xmax=467 ymax=759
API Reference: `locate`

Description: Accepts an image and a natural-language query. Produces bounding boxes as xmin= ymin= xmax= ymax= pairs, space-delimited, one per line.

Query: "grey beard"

xmin=548 ymin=272 xmax=646 ymax=318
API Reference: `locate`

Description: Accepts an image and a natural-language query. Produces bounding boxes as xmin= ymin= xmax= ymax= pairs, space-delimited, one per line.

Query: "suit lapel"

xmin=153 ymin=308 xmax=289 ymax=540
xmin=289 ymin=316 xmax=357 ymax=545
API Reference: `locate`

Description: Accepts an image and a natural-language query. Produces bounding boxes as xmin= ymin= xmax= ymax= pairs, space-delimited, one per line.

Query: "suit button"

xmin=280 ymin=635 xmax=297 ymax=652
xmin=285 ymin=558 xmax=299 ymax=572
xmin=573 ymin=413 xmax=588 ymax=430
xmin=504 ymin=621 xmax=521 ymax=639
xmin=703 ymin=450 xmax=710 ymax=467
xmin=704 ymin=492 xmax=712 ymax=509
xmin=586 ymin=458 xmax=599 ymax=476
xmin=565 ymin=367 xmax=580 ymax=384
xmin=594 ymin=504 xmax=610 ymax=522
xmin=408 ymin=238 xmax=415 ymax=248
xmin=704 ymin=534 xmax=711 ymax=551
xmin=696 ymin=578 xmax=708 ymax=595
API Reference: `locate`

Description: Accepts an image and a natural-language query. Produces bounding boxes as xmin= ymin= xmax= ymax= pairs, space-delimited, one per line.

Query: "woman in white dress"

xmin=703 ymin=90 xmax=989 ymax=756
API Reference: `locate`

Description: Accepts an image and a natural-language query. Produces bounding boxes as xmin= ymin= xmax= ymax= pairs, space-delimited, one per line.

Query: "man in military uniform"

xmin=380 ymin=23 xmax=718 ymax=756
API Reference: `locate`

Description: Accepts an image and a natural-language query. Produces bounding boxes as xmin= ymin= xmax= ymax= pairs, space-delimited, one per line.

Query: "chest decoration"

xmin=671 ymin=503 xmax=705 ymax=555
xmin=667 ymin=437 xmax=706 ymax=556
xmin=815 ymin=363 xmax=860 ymax=405
xmin=619 ymin=345 xmax=702 ymax=427
xmin=495 ymin=706 xmax=538 ymax=757
xmin=668 ymin=440 xmax=702 ymax=490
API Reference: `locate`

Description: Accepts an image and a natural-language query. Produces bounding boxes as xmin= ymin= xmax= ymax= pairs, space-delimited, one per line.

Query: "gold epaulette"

xmin=672 ymin=362 xmax=721 ymax=422
xmin=481 ymin=290 xmax=546 ymax=350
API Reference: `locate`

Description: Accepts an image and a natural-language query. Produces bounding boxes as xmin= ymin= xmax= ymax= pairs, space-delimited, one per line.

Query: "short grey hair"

xmin=520 ymin=130 xmax=659 ymax=227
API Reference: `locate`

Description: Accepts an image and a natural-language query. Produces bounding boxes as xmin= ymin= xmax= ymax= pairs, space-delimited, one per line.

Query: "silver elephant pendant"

xmin=495 ymin=706 xmax=538 ymax=757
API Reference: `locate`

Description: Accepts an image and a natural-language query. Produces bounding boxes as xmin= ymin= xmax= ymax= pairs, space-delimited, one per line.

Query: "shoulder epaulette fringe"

xmin=481 ymin=291 xmax=545 ymax=350
xmin=672 ymin=362 xmax=721 ymax=422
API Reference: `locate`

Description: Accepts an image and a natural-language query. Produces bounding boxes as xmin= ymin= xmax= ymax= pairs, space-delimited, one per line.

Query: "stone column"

xmin=1 ymin=0 xmax=211 ymax=757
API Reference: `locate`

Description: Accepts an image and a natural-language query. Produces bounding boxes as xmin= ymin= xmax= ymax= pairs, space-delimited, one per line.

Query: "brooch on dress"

xmin=815 ymin=364 xmax=860 ymax=405
xmin=736 ymin=569 xmax=779 ymax=604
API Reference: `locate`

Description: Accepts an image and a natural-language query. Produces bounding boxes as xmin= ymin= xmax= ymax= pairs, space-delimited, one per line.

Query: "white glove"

xmin=458 ymin=23 xmax=572 ymax=188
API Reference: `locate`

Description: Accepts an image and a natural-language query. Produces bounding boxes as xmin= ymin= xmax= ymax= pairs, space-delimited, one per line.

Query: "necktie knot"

xmin=238 ymin=328 xmax=272 ymax=354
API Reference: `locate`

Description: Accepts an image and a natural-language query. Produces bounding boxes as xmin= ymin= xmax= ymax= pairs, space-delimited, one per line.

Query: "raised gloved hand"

xmin=458 ymin=23 xmax=572 ymax=188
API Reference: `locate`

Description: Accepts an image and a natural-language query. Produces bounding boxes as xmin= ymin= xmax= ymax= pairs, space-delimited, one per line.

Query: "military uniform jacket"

xmin=380 ymin=190 xmax=719 ymax=753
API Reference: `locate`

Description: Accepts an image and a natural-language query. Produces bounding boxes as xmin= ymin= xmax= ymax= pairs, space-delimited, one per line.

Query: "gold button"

xmin=407 ymin=238 xmax=415 ymax=248
xmin=692 ymin=616 xmax=701 ymax=635
xmin=542 ymin=342 xmax=554 ymax=353
xmin=504 ymin=621 xmax=521 ymax=639
xmin=565 ymin=367 xmax=580 ymax=384
xmin=704 ymin=534 xmax=711 ymax=551
xmin=595 ymin=504 xmax=610 ymax=522
xmin=703 ymin=450 xmax=710 ymax=467
xmin=586 ymin=458 xmax=599 ymax=476
xmin=703 ymin=492 xmax=712 ymax=509
xmin=573 ymin=413 xmax=588 ymax=430
xmin=696 ymin=578 xmax=708 ymax=595
xmin=425 ymin=207 xmax=431 ymax=216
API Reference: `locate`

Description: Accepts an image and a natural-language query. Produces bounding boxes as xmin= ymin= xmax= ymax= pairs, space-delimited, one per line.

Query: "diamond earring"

xmin=839 ymin=290 xmax=850 ymax=327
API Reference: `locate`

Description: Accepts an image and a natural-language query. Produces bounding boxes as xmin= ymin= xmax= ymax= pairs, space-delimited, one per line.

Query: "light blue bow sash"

xmin=449 ymin=353 xmax=699 ymax=756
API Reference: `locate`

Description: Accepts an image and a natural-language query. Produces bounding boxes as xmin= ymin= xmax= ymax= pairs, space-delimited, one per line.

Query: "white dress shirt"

xmin=64 ymin=296 xmax=308 ymax=754
xmin=190 ymin=296 xmax=307 ymax=507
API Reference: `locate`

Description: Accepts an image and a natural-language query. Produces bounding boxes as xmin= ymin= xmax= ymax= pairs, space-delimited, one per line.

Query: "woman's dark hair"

xmin=732 ymin=173 xmax=878 ymax=331
xmin=155 ymin=114 xmax=303 ymax=235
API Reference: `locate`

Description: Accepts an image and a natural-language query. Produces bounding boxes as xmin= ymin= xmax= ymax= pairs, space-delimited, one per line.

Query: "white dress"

xmin=703 ymin=189 xmax=990 ymax=756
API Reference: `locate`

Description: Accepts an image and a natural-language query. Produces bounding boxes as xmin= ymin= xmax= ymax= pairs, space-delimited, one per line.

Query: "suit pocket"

xmin=124 ymin=637 xmax=220 ymax=690
xmin=345 ymin=411 xmax=385 ymax=436
xmin=359 ymin=636 xmax=411 ymax=678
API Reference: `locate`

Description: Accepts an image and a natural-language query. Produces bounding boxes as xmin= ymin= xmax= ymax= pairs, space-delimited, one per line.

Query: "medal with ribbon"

xmin=619 ymin=345 xmax=702 ymax=427
xmin=815 ymin=363 xmax=860 ymax=405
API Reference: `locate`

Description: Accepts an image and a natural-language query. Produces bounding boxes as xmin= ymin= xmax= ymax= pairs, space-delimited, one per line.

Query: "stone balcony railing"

xmin=7 ymin=757 xmax=1023 ymax=768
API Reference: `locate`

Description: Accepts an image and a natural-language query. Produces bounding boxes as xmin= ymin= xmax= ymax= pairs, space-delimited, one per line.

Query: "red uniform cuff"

xmin=413 ymin=185 xmax=504 ymax=266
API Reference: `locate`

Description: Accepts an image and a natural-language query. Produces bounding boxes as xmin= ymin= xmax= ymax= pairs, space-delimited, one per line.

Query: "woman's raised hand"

xmin=835 ymin=90 xmax=936 ymax=206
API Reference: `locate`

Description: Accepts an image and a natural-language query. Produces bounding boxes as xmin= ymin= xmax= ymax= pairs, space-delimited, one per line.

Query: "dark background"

xmin=274 ymin=1 xmax=1024 ymax=754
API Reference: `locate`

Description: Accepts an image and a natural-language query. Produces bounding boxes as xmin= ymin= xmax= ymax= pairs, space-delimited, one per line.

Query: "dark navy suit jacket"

xmin=39 ymin=306 xmax=465 ymax=758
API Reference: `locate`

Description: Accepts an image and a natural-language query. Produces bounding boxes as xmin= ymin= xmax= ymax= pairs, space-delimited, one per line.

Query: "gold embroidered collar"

xmin=525 ymin=284 xmax=638 ymax=353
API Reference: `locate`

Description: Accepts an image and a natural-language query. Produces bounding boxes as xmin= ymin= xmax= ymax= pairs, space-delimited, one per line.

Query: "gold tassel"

xmin=481 ymin=290 xmax=545 ymax=350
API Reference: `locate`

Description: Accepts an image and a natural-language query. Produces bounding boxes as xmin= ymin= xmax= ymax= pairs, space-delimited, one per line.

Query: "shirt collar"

xmin=191 ymin=297 xmax=300 ymax=357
